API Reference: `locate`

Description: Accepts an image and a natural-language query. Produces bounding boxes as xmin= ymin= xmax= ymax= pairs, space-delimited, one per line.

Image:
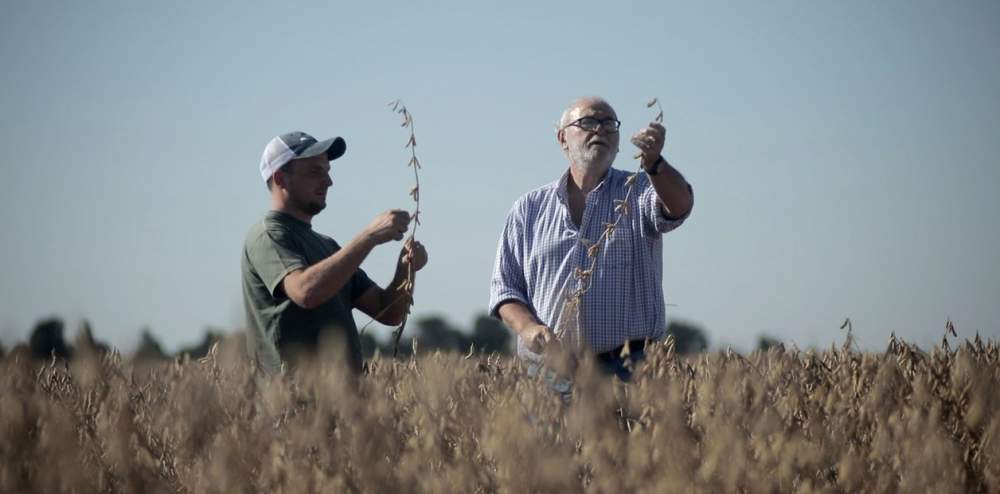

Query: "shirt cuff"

xmin=488 ymin=294 xmax=532 ymax=319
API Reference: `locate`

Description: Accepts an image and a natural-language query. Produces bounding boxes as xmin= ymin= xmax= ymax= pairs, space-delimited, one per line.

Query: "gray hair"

xmin=555 ymin=96 xmax=613 ymax=134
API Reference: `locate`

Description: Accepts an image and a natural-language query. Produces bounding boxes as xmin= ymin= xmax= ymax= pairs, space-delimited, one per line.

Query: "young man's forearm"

xmin=285 ymin=232 xmax=376 ymax=309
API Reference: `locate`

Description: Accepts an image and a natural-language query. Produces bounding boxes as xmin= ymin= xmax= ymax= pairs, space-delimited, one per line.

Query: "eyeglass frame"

xmin=562 ymin=116 xmax=622 ymax=133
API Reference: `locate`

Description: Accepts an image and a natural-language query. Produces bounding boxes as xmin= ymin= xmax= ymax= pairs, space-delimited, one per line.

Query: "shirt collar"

xmin=556 ymin=169 xmax=571 ymax=205
xmin=556 ymin=167 xmax=613 ymax=205
xmin=266 ymin=209 xmax=312 ymax=229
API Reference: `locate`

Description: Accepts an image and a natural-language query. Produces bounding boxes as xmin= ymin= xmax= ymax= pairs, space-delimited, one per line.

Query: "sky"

xmin=1 ymin=0 xmax=998 ymax=353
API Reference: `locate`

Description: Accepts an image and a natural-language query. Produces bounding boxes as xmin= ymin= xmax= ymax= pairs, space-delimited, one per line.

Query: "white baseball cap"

xmin=259 ymin=131 xmax=346 ymax=182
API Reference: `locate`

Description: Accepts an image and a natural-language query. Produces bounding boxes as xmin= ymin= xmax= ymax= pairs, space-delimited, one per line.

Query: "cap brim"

xmin=298 ymin=136 xmax=346 ymax=162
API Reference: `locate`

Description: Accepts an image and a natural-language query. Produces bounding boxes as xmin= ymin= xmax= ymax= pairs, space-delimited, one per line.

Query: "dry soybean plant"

xmin=3 ymin=325 xmax=999 ymax=492
xmin=555 ymin=98 xmax=665 ymax=355
xmin=356 ymin=101 xmax=422 ymax=356
xmin=386 ymin=100 xmax=423 ymax=356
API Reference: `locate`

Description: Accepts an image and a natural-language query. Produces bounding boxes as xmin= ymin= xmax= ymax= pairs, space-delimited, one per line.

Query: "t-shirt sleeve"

xmin=349 ymin=267 xmax=378 ymax=302
xmin=246 ymin=227 xmax=308 ymax=297
xmin=489 ymin=199 xmax=532 ymax=318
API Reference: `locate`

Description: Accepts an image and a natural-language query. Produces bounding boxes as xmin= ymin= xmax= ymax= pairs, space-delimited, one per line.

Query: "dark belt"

xmin=595 ymin=339 xmax=647 ymax=362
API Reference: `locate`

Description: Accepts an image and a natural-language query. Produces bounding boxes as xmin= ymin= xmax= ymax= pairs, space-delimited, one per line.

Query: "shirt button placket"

xmin=573 ymin=191 xmax=602 ymax=346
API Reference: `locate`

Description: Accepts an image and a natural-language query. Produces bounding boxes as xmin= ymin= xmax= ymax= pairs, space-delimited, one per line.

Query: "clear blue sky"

xmin=2 ymin=0 xmax=998 ymax=353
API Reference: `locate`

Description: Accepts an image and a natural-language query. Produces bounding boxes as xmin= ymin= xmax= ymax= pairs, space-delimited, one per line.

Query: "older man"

xmin=243 ymin=131 xmax=427 ymax=375
xmin=489 ymin=97 xmax=693 ymax=379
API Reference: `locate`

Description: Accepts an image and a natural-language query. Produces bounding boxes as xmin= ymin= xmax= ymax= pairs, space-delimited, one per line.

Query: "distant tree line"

xmin=2 ymin=314 xmax=518 ymax=363
xmin=3 ymin=317 xmax=233 ymax=362
xmin=3 ymin=314 xmax=786 ymax=363
xmin=361 ymin=314 xmax=513 ymax=357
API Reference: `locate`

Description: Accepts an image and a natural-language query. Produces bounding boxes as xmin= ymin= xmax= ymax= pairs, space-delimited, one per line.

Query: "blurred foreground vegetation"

xmin=2 ymin=322 xmax=998 ymax=492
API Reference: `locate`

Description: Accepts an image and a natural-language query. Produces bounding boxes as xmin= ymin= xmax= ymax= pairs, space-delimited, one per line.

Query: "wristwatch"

xmin=645 ymin=155 xmax=665 ymax=176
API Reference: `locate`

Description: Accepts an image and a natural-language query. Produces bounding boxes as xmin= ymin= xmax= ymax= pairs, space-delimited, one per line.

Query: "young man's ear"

xmin=272 ymin=169 xmax=287 ymax=189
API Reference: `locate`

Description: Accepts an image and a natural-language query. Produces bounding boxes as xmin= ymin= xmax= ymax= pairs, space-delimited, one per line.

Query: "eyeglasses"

xmin=564 ymin=117 xmax=621 ymax=133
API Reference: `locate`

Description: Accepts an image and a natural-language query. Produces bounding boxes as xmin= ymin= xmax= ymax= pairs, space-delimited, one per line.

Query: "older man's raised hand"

xmin=630 ymin=122 xmax=666 ymax=171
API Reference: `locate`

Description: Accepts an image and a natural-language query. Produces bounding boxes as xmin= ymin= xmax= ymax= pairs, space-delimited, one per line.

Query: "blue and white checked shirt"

xmin=489 ymin=167 xmax=691 ymax=360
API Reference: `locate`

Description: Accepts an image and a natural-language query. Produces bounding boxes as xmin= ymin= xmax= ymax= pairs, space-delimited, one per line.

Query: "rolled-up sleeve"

xmin=489 ymin=200 xmax=531 ymax=318
xmin=639 ymin=174 xmax=694 ymax=235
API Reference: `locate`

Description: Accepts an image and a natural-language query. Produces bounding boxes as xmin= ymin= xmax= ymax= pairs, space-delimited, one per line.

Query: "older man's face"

xmin=559 ymin=100 xmax=620 ymax=171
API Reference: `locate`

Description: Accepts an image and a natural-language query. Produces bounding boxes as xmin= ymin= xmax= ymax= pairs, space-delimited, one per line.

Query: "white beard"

xmin=567 ymin=143 xmax=616 ymax=173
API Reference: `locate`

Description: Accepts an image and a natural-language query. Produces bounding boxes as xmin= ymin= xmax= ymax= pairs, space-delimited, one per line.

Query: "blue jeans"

xmin=525 ymin=361 xmax=574 ymax=403
xmin=594 ymin=340 xmax=647 ymax=382
xmin=525 ymin=339 xmax=648 ymax=402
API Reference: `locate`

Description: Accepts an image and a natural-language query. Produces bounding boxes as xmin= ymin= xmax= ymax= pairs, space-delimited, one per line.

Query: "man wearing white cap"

xmin=242 ymin=131 xmax=427 ymax=375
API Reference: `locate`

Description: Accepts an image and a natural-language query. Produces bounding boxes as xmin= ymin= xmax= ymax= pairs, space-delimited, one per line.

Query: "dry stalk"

xmin=357 ymin=100 xmax=423 ymax=357
xmin=840 ymin=317 xmax=860 ymax=352
xmin=389 ymin=99 xmax=422 ymax=356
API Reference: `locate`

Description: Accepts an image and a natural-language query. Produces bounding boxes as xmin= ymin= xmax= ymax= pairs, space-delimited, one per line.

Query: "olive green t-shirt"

xmin=242 ymin=210 xmax=376 ymax=375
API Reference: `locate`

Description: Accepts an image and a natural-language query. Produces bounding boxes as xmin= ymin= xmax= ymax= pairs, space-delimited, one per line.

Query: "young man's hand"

xmin=398 ymin=238 xmax=428 ymax=272
xmin=365 ymin=209 xmax=411 ymax=244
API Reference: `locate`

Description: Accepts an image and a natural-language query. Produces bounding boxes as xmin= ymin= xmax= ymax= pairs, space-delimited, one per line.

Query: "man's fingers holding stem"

xmin=530 ymin=325 xmax=556 ymax=353
xmin=393 ymin=210 xmax=411 ymax=230
xmin=632 ymin=124 xmax=664 ymax=146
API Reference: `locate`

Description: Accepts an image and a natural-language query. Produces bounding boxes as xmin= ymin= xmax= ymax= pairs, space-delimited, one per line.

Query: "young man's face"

xmin=279 ymin=154 xmax=333 ymax=216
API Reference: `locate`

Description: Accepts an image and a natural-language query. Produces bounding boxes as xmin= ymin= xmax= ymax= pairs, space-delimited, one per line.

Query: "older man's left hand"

xmin=630 ymin=122 xmax=666 ymax=171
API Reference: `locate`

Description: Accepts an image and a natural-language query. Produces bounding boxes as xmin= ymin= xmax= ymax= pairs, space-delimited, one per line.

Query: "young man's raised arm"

xmin=283 ymin=210 xmax=410 ymax=309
